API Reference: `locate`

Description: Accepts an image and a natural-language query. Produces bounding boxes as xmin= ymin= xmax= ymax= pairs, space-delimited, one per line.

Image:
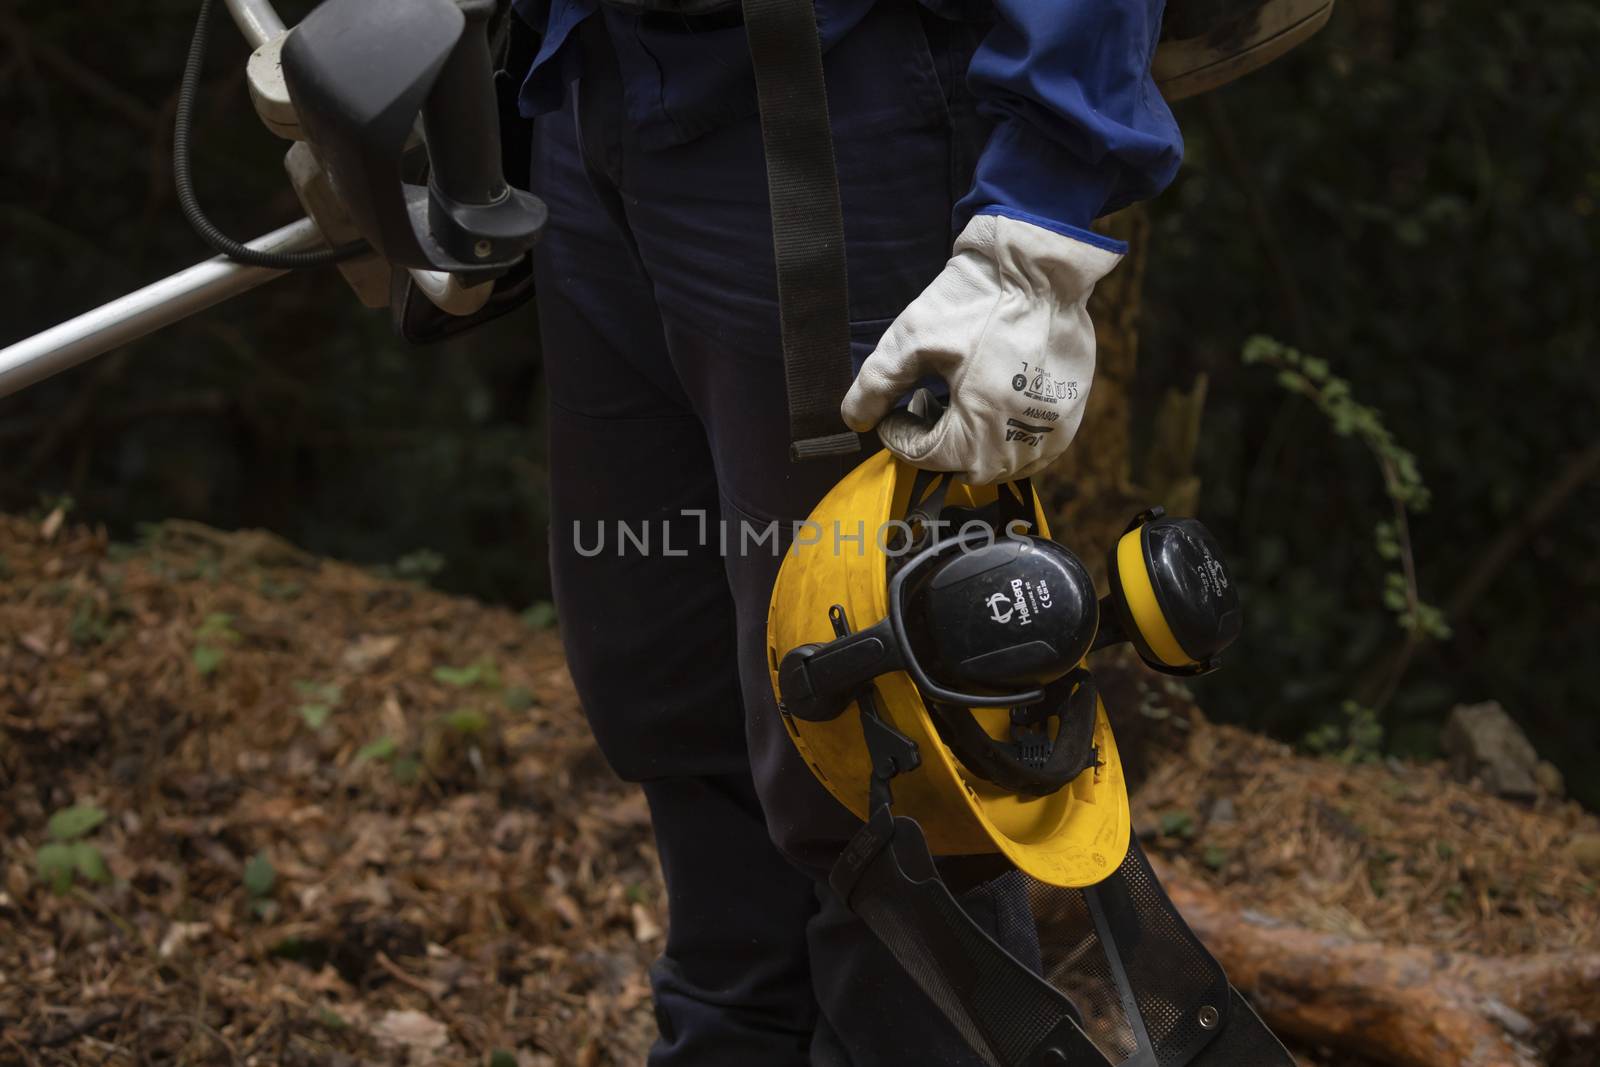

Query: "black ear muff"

xmin=1099 ymin=508 xmax=1242 ymax=675
xmin=907 ymin=536 xmax=1099 ymax=690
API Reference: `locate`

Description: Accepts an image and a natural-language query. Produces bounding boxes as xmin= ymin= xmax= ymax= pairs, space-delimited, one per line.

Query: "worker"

xmin=511 ymin=1 xmax=1181 ymax=1062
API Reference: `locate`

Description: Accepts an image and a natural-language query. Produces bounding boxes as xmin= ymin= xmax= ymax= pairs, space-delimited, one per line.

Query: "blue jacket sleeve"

xmin=955 ymin=0 xmax=1183 ymax=250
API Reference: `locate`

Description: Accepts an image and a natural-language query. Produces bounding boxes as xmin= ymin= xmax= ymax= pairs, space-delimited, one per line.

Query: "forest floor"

xmin=2 ymin=510 xmax=1597 ymax=1066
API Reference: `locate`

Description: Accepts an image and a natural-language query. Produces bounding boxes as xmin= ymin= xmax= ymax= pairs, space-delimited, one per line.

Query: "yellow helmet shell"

xmin=766 ymin=452 xmax=1130 ymax=888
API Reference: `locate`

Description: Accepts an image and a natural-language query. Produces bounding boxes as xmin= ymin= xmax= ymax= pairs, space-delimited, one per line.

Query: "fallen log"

xmin=1157 ymin=862 xmax=1600 ymax=1067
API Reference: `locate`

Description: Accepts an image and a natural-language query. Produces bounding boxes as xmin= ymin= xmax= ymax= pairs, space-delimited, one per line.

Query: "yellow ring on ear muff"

xmin=1115 ymin=527 xmax=1190 ymax=669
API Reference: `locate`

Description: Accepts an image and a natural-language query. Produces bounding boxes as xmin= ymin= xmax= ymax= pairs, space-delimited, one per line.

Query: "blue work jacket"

xmin=512 ymin=0 xmax=1182 ymax=246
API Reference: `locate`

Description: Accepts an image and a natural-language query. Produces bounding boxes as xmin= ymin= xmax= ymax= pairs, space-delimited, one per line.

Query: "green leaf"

xmin=297 ymin=703 xmax=333 ymax=730
xmin=502 ymin=685 xmax=536 ymax=712
xmin=1202 ymin=845 xmax=1229 ymax=871
xmin=394 ymin=548 xmax=446 ymax=581
xmin=356 ymin=736 xmax=397 ymax=763
xmin=48 ymin=804 xmax=106 ymax=841
xmin=392 ymin=756 xmax=421 ymax=786
xmin=520 ymin=601 xmax=558 ymax=629
xmin=489 ymin=1051 xmax=518 ymax=1067
xmin=193 ymin=644 xmax=227 ymax=676
xmin=196 ymin=613 xmax=240 ymax=643
xmin=1158 ymin=811 xmax=1196 ymax=839
xmin=243 ymin=851 xmax=276 ymax=897
xmin=433 ymin=658 xmax=501 ymax=689
xmin=433 ymin=664 xmax=484 ymax=688
xmin=71 ymin=842 xmax=109 ymax=885
xmin=36 ymin=843 xmax=76 ymax=893
xmin=443 ymin=708 xmax=489 ymax=736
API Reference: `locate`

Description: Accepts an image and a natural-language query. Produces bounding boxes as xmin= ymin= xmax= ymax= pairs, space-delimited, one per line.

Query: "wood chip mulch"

xmin=3 ymin=510 xmax=1596 ymax=1065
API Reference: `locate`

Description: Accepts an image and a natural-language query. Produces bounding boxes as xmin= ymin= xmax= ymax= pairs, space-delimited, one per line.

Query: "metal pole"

xmin=0 ymin=218 xmax=322 ymax=399
xmin=225 ymin=0 xmax=286 ymax=49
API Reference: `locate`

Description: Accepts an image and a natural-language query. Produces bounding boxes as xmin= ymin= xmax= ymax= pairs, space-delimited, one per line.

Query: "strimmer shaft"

xmin=0 ymin=218 xmax=321 ymax=400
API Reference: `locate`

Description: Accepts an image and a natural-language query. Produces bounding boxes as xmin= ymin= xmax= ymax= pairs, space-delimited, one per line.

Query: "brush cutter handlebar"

xmin=0 ymin=0 xmax=543 ymax=400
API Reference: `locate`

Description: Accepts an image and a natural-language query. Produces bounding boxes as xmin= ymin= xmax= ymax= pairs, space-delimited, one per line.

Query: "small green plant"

xmin=244 ymin=850 xmax=277 ymax=918
xmin=1158 ymin=810 xmax=1197 ymax=840
xmin=1303 ymin=700 xmax=1386 ymax=763
xmin=520 ymin=601 xmax=558 ymax=629
xmin=355 ymin=735 xmax=398 ymax=764
xmin=502 ymin=685 xmax=536 ymax=712
xmin=1244 ymin=336 xmax=1451 ymax=736
xmin=393 ymin=548 xmax=447 ymax=584
xmin=36 ymin=804 xmax=110 ymax=894
xmin=293 ymin=680 xmax=342 ymax=730
xmin=442 ymin=708 xmax=489 ymax=737
xmin=432 ymin=658 xmax=501 ymax=689
xmin=68 ymin=597 xmax=120 ymax=647
xmin=192 ymin=612 xmax=242 ymax=676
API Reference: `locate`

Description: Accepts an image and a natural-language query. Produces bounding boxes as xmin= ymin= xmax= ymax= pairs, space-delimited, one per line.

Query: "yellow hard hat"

xmin=766 ymin=452 xmax=1131 ymax=888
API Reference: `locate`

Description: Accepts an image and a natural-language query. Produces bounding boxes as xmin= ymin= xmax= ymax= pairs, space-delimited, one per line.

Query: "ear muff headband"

xmin=1115 ymin=526 xmax=1190 ymax=669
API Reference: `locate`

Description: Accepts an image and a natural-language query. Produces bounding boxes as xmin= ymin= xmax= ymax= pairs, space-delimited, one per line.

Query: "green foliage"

xmin=243 ymin=851 xmax=276 ymax=898
xmin=355 ymin=736 xmax=398 ymax=764
xmin=36 ymin=842 xmax=109 ymax=894
xmin=489 ymin=1052 xmax=518 ymax=1067
xmin=297 ymin=703 xmax=333 ymax=729
xmin=1243 ymin=337 xmax=1450 ymax=648
xmin=192 ymin=644 xmax=227 ymax=676
xmin=388 ymin=548 xmax=447 ymax=585
xmin=1158 ymin=811 xmax=1197 ymax=839
xmin=442 ymin=708 xmax=490 ymax=737
xmin=1142 ymin=2 xmax=1600 ymax=801
xmin=392 ymin=755 xmax=422 ymax=786
xmin=192 ymin=613 xmax=241 ymax=677
xmin=520 ymin=601 xmax=558 ymax=629
xmin=1242 ymin=337 xmax=1428 ymax=510
xmin=294 ymin=680 xmax=342 ymax=730
xmin=502 ymin=685 xmax=536 ymax=712
xmin=432 ymin=658 xmax=500 ymax=689
xmin=48 ymin=804 xmax=106 ymax=841
xmin=68 ymin=596 xmax=121 ymax=647
xmin=1304 ymin=701 xmax=1386 ymax=763
xmin=37 ymin=805 xmax=110 ymax=894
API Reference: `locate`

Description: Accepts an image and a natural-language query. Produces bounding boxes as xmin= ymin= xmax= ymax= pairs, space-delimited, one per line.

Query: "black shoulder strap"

xmin=740 ymin=0 xmax=861 ymax=461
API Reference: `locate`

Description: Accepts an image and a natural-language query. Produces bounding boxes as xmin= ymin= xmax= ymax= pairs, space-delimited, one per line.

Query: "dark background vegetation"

xmin=3 ymin=2 xmax=1597 ymax=801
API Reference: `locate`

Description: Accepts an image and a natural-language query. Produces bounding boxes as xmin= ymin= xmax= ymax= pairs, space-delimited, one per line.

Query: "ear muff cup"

xmin=1106 ymin=512 xmax=1242 ymax=675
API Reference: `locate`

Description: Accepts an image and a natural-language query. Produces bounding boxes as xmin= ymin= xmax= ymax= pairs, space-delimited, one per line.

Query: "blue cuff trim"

xmin=972 ymin=207 xmax=1129 ymax=255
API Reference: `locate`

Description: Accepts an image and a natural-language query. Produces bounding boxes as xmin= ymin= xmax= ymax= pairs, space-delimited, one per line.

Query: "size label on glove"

xmin=1006 ymin=363 xmax=1079 ymax=448
xmin=1012 ymin=361 xmax=1080 ymax=404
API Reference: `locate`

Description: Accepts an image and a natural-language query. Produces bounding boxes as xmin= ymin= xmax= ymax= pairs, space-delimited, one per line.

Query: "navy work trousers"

xmin=532 ymin=6 xmax=997 ymax=1063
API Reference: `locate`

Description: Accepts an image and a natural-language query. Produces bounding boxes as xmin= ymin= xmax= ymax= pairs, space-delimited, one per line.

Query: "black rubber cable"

xmin=173 ymin=0 xmax=369 ymax=268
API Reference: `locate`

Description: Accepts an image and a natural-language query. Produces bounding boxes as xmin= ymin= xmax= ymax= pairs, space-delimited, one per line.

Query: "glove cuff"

xmin=954 ymin=212 xmax=1124 ymax=299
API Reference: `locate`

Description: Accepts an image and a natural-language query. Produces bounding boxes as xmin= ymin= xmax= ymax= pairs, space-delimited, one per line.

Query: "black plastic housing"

xmin=911 ymin=538 xmax=1098 ymax=689
xmin=281 ymin=0 xmax=547 ymax=276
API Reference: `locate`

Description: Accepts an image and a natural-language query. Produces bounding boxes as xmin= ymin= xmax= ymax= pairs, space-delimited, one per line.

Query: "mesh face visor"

xmin=830 ymin=807 xmax=1297 ymax=1067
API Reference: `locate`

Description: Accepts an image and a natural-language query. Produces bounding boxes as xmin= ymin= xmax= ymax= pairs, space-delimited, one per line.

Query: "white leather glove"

xmin=841 ymin=213 xmax=1122 ymax=485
